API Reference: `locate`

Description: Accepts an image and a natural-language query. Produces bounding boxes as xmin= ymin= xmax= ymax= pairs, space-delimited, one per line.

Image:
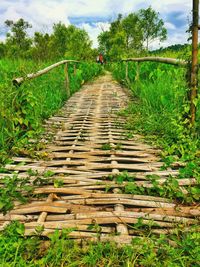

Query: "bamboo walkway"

xmin=0 ymin=74 xmax=199 ymax=244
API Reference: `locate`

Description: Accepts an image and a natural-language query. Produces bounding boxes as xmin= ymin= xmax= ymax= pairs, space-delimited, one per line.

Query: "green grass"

xmin=1 ymin=58 xmax=200 ymax=266
xmin=0 ymin=221 xmax=199 ymax=267
xmin=112 ymin=61 xmax=200 ymax=159
xmin=0 ymin=59 xmax=102 ymax=163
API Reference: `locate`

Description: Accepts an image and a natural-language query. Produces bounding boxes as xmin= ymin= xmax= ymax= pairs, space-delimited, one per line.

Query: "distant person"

xmin=99 ymin=53 xmax=104 ymax=65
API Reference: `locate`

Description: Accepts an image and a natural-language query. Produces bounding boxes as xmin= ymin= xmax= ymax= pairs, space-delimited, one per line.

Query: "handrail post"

xmin=64 ymin=63 xmax=70 ymax=98
xmin=190 ymin=0 xmax=199 ymax=126
xmin=135 ymin=62 xmax=140 ymax=82
xmin=74 ymin=64 xmax=77 ymax=76
xmin=125 ymin=62 xmax=129 ymax=82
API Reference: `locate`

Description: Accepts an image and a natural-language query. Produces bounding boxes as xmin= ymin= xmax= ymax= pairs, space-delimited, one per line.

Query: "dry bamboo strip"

xmin=128 ymin=206 xmax=200 ymax=217
xmin=84 ymin=198 xmax=175 ymax=208
xmin=37 ymin=194 xmax=54 ymax=223
xmin=10 ymin=206 xmax=68 ymax=215
xmin=13 ymin=201 xmax=98 ymax=212
xmin=49 ymin=150 xmax=158 ymax=158
xmin=55 ymin=192 xmax=173 ymax=202
xmin=33 ymin=187 xmax=90 ymax=195
xmin=0 ymin=214 xmax=38 ymax=221
xmin=23 ymin=217 xmax=176 ymax=228
xmin=75 ymin=163 xmax=160 ymax=172
xmin=24 ymin=225 xmax=115 ymax=236
xmin=77 ymin=211 xmax=196 ymax=223
xmin=4 ymin=165 xmax=96 ymax=175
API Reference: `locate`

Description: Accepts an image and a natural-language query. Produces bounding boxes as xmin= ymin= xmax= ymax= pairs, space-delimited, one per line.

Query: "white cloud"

xmin=79 ymin=22 xmax=110 ymax=47
xmin=164 ymin=22 xmax=176 ymax=31
xmin=0 ymin=0 xmax=194 ymax=48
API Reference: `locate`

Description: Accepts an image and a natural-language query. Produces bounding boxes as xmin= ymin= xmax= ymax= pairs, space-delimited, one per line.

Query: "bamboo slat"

xmin=0 ymin=73 xmax=198 ymax=245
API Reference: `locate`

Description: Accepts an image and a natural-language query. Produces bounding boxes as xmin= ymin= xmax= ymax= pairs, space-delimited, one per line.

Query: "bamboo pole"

xmin=13 ymin=60 xmax=80 ymax=86
xmin=190 ymin=0 xmax=199 ymax=126
xmin=125 ymin=62 xmax=129 ymax=82
xmin=122 ymin=57 xmax=187 ymax=66
xmin=64 ymin=63 xmax=70 ymax=98
xmin=74 ymin=64 xmax=77 ymax=76
xmin=135 ymin=62 xmax=140 ymax=82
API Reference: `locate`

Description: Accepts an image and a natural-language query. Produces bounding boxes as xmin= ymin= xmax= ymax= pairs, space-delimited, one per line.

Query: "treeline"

xmin=0 ymin=19 xmax=96 ymax=61
xmin=98 ymin=6 xmax=167 ymax=60
xmin=153 ymin=44 xmax=189 ymax=53
xmin=0 ymin=7 xmax=175 ymax=62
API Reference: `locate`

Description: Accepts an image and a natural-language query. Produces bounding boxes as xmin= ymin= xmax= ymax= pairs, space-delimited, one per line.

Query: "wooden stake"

xmin=125 ymin=62 xmax=129 ymax=82
xmin=190 ymin=0 xmax=199 ymax=126
xmin=135 ymin=62 xmax=140 ymax=82
xmin=64 ymin=63 xmax=70 ymax=98
xmin=74 ymin=64 xmax=77 ymax=76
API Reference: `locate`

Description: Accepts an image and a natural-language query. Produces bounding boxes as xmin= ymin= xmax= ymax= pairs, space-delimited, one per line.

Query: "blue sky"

xmin=0 ymin=0 xmax=193 ymax=49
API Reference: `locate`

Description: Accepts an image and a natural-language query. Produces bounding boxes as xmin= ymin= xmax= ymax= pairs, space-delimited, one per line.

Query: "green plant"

xmin=54 ymin=179 xmax=64 ymax=188
xmin=101 ymin=143 xmax=112 ymax=150
xmin=0 ymin=175 xmax=33 ymax=215
xmin=0 ymin=221 xmax=199 ymax=266
xmin=0 ymin=59 xmax=102 ymax=163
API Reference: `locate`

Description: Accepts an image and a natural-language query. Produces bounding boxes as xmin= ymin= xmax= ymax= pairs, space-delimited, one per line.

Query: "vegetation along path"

xmin=0 ymin=73 xmax=199 ymax=244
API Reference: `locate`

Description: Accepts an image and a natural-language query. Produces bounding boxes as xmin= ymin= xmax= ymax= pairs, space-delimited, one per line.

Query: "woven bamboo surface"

xmin=0 ymin=74 xmax=199 ymax=244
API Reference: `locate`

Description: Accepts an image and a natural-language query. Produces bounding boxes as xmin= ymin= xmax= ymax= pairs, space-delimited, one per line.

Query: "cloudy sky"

xmin=0 ymin=0 xmax=193 ymax=49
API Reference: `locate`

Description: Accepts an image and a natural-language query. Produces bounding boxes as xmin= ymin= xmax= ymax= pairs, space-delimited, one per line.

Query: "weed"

xmin=0 ymin=221 xmax=199 ymax=266
xmin=115 ymin=142 xmax=122 ymax=150
xmin=101 ymin=143 xmax=112 ymax=150
xmin=54 ymin=179 xmax=64 ymax=188
xmin=0 ymin=175 xmax=33 ymax=215
xmin=0 ymin=59 xmax=102 ymax=163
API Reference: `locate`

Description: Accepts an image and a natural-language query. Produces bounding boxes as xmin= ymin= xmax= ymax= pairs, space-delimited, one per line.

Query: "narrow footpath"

xmin=0 ymin=74 xmax=198 ymax=244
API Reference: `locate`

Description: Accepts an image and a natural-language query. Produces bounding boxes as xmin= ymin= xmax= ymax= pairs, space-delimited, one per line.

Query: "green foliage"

xmin=112 ymin=61 xmax=200 ymax=157
xmin=98 ymin=13 xmax=142 ymax=60
xmin=98 ymin=7 xmax=167 ymax=60
xmin=4 ymin=18 xmax=32 ymax=58
xmin=0 ymin=59 xmax=102 ymax=163
xmin=0 ymin=221 xmax=199 ymax=266
xmin=101 ymin=143 xmax=112 ymax=150
xmin=54 ymin=179 xmax=64 ymax=188
xmin=138 ymin=6 xmax=167 ymax=50
xmin=2 ymin=19 xmax=97 ymax=61
xmin=108 ymin=172 xmax=199 ymax=204
xmin=0 ymin=175 xmax=33 ymax=215
xmin=111 ymin=60 xmax=200 ymax=204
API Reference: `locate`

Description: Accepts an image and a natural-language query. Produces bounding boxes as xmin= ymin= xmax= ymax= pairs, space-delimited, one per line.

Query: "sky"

xmin=0 ymin=0 xmax=193 ymax=49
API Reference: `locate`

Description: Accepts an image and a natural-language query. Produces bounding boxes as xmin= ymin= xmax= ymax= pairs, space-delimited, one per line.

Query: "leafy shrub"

xmin=0 ymin=59 xmax=102 ymax=162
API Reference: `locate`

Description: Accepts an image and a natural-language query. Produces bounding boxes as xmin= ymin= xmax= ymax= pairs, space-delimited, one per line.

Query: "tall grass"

xmin=112 ymin=61 xmax=200 ymax=157
xmin=0 ymin=59 xmax=102 ymax=161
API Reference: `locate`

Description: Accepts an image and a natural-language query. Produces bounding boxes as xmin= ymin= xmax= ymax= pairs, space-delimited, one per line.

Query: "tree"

xmin=122 ymin=13 xmax=143 ymax=55
xmin=138 ymin=6 xmax=167 ymax=50
xmin=65 ymin=25 xmax=93 ymax=60
xmin=50 ymin=22 xmax=68 ymax=59
xmin=98 ymin=13 xmax=143 ymax=60
xmin=49 ymin=23 xmax=93 ymax=60
xmin=5 ymin=18 xmax=32 ymax=57
xmin=32 ymin=32 xmax=51 ymax=61
xmin=0 ymin=43 xmax=6 ymax=58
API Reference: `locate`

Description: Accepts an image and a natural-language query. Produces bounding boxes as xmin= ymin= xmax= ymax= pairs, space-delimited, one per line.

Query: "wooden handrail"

xmin=13 ymin=59 xmax=80 ymax=85
xmin=122 ymin=57 xmax=187 ymax=66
